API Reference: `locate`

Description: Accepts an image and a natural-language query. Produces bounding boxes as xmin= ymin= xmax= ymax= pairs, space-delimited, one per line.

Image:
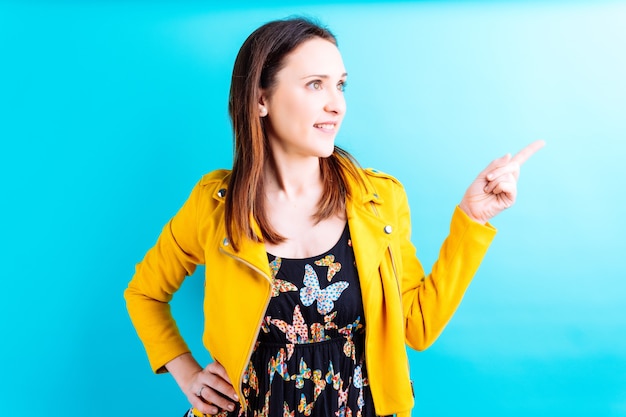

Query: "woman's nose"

xmin=324 ymin=88 xmax=346 ymax=115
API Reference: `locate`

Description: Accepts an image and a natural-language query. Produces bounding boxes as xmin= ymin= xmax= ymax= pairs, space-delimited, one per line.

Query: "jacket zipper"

xmin=369 ymin=202 xmax=402 ymax=298
xmin=386 ymin=245 xmax=402 ymax=298
xmin=369 ymin=202 xmax=412 ymax=398
xmin=218 ymin=247 xmax=272 ymax=409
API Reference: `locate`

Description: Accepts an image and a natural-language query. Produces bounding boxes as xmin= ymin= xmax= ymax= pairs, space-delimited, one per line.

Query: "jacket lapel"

xmin=212 ymin=177 xmax=273 ymax=282
xmin=346 ymin=189 xmax=392 ymax=286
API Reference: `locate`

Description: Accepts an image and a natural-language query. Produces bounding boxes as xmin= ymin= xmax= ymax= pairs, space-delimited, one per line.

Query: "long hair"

xmin=225 ymin=17 xmax=363 ymax=251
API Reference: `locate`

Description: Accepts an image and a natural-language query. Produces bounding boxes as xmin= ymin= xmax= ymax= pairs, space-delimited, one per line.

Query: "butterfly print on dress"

xmin=300 ymin=264 xmax=349 ymax=315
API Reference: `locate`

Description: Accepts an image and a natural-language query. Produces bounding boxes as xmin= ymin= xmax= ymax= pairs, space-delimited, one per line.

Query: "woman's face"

xmin=261 ymin=37 xmax=347 ymax=161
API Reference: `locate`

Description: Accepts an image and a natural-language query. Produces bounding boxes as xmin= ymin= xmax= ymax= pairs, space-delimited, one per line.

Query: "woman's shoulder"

xmin=346 ymin=166 xmax=407 ymax=207
xmin=183 ymin=169 xmax=232 ymax=205
xmin=359 ymin=167 xmax=404 ymax=191
xmin=199 ymin=169 xmax=232 ymax=186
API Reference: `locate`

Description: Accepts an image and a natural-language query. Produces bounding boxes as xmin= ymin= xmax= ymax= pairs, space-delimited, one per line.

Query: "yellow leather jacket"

xmin=125 ymin=167 xmax=496 ymax=417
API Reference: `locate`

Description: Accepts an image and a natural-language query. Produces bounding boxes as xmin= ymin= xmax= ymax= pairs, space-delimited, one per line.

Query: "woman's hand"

xmin=459 ymin=140 xmax=545 ymax=224
xmin=187 ymin=361 xmax=239 ymax=415
xmin=167 ymin=354 xmax=239 ymax=415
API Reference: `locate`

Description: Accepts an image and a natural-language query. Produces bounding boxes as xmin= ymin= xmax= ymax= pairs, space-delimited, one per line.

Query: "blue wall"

xmin=1 ymin=1 xmax=625 ymax=415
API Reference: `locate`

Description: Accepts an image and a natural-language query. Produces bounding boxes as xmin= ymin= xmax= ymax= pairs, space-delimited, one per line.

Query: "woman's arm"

xmin=401 ymin=140 xmax=544 ymax=349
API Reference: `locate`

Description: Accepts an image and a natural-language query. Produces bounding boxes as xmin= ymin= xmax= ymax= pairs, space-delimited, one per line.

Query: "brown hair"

xmin=225 ymin=17 xmax=363 ymax=251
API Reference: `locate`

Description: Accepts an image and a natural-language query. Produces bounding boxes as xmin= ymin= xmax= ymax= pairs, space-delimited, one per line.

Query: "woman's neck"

xmin=264 ymin=155 xmax=322 ymax=200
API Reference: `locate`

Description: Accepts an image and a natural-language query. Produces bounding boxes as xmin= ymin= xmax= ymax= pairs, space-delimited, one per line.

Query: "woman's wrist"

xmin=458 ymin=201 xmax=488 ymax=225
xmin=166 ymin=353 xmax=203 ymax=391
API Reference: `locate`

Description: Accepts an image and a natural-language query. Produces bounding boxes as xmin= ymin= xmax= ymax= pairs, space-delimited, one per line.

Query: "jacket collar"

xmin=213 ymin=168 xmax=393 ymax=282
xmin=345 ymin=171 xmax=393 ymax=283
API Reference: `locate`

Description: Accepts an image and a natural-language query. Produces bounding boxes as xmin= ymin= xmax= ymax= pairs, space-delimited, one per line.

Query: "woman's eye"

xmin=308 ymin=80 xmax=322 ymax=90
xmin=337 ymin=81 xmax=347 ymax=92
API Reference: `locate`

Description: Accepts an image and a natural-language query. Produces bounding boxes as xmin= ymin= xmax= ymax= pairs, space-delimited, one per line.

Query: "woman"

xmin=124 ymin=17 xmax=543 ymax=417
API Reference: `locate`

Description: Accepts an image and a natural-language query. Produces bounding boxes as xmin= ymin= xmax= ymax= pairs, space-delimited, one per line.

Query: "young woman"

xmin=125 ymin=17 xmax=543 ymax=417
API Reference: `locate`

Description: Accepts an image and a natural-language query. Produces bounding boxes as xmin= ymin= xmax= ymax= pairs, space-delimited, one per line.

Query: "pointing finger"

xmin=511 ymin=140 xmax=546 ymax=166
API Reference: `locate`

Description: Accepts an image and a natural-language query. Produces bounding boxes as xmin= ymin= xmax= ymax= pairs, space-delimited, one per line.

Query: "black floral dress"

xmin=187 ymin=225 xmax=376 ymax=417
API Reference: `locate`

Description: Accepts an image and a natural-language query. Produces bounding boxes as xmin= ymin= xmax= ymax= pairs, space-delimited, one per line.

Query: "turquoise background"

xmin=1 ymin=1 xmax=625 ymax=415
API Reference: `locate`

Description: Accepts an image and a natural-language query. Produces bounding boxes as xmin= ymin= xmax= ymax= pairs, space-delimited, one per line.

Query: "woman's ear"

xmin=258 ymin=91 xmax=268 ymax=117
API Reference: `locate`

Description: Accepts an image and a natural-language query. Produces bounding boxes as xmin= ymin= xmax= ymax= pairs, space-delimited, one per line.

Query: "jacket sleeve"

xmin=396 ymin=183 xmax=497 ymax=351
xmin=124 ymin=179 xmax=208 ymax=373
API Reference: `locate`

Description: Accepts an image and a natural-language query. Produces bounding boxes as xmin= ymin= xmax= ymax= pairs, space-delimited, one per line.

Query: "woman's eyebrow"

xmin=301 ymin=73 xmax=348 ymax=79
